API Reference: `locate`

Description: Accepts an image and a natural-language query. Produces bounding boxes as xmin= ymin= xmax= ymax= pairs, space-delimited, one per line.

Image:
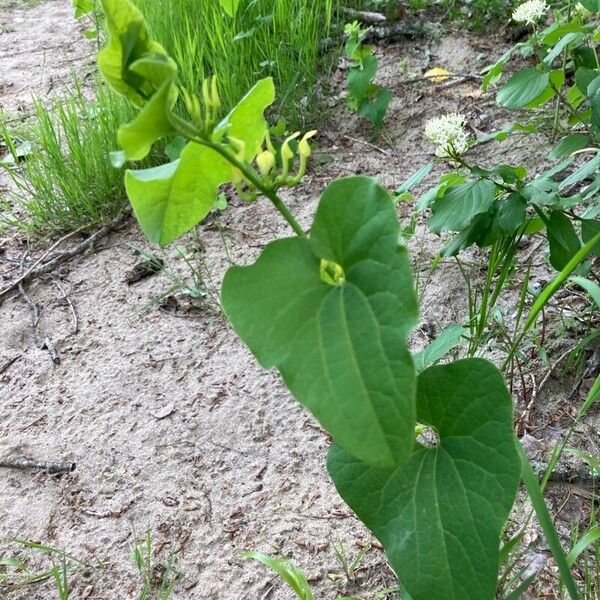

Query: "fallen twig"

xmin=49 ymin=275 xmax=79 ymax=334
xmin=0 ymin=355 xmax=21 ymax=375
xmin=0 ymin=211 xmax=130 ymax=305
xmin=1 ymin=227 xmax=86 ymax=301
xmin=341 ymin=7 xmax=387 ymax=24
xmin=0 ymin=457 xmax=75 ymax=474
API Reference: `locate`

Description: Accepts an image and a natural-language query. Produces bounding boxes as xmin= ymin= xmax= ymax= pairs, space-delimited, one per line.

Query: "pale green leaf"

xmin=548 ymin=134 xmax=592 ymax=160
xmin=571 ymin=276 xmax=600 ymax=308
xmin=125 ymin=78 xmax=275 ymax=245
xmin=99 ymin=0 xmax=176 ymax=107
xmin=218 ymin=0 xmax=240 ymax=17
xmin=222 ymin=176 xmax=419 ymax=468
xmin=118 ymin=81 xmax=178 ymax=160
xmin=241 ymin=552 xmax=314 ymax=600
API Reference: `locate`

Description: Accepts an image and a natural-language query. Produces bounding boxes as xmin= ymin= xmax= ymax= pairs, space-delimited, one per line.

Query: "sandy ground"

xmin=1 ymin=2 xmax=599 ymax=599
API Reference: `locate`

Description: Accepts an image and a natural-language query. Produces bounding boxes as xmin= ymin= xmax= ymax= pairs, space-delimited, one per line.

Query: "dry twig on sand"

xmin=0 ymin=211 xmax=129 ymax=305
xmin=0 ymin=456 xmax=76 ymax=474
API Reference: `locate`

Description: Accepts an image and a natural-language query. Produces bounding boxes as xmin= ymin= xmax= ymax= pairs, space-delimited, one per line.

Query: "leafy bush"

xmin=344 ymin=21 xmax=392 ymax=130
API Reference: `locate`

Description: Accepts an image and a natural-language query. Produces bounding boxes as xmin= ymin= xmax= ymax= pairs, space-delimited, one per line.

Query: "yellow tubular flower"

xmin=182 ymin=88 xmax=202 ymax=130
xmin=280 ymin=132 xmax=301 ymax=178
xmin=256 ymin=150 xmax=276 ymax=176
xmin=211 ymin=76 xmax=221 ymax=111
xmin=298 ymin=130 xmax=318 ymax=159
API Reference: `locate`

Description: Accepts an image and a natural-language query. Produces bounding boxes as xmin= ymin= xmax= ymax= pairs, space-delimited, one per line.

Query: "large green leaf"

xmin=99 ymin=0 xmax=176 ymax=107
xmin=125 ymin=150 xmax=229 ymax=245
xmin=118 ymin=80 xmax=178 ymax=161
xmin=428 ymin=179 xmax=496 ymax=234
xmin=328 ymin=358 xmax=520 ymax=600
xmin=222 ymin=177 xmax=419 ymax=468
xmin=497 ymin=69 xmax=550 ymax=109
xmin=124 ymin=78 xmax=275 ymax=245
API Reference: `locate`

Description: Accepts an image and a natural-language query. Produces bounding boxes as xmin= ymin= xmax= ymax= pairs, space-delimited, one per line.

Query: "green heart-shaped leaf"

xmin=328 ymin=358 xmax=520 ymax=600
xmin=222 ymin=176 xmax=419 ymax=468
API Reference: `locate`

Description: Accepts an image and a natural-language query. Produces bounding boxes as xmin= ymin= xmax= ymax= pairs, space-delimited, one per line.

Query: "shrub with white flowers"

xmin=512 ymin=0 xmax=547 ymax=25
xmin=424 ymin=113 xmax=470 ymax=158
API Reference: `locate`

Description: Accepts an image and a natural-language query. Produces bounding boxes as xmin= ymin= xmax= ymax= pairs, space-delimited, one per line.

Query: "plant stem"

xmin=170 ymin=114 xmax=306 ymax=238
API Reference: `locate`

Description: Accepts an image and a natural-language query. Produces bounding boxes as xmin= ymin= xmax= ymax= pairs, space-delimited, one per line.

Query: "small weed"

xmin=130 ymin=529 xmax=180 ymax=600
xmin=0 ymin=539 xmax=98 ymax=598
xmin=333 ymin=538 xmax=372 ymax=583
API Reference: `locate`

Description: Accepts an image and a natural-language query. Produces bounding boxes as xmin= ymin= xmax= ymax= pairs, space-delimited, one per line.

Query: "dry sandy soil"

xmin=0 ymin=2 xmax=598 ymax=599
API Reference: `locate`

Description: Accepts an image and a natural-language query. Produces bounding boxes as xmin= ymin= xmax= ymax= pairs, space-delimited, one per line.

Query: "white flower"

xmin=512 ymin=0 xmax=547 ymax=25
xmin=424 ymin=113 xmax=470 ymax=158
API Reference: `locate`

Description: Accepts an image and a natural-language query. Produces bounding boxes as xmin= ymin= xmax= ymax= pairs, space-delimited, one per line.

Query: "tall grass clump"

xmin=137 ymin=0 xmax=338 ymax=127
xmin=0 ymin=79 xmax=138 ymax=238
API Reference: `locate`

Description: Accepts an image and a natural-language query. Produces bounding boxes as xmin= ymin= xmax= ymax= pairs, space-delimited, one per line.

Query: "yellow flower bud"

xmin=256 ymin=150 xmax=276 ymax=176
xmin=211 ymin=76 xmax=221 ymax=111
xmin=202 ymin=78 xmax=211 ymax=109
xmin=281 ymin=132 xmax=301 ymax=162
xmin=298 ymin=130 xmax=317 ymax=159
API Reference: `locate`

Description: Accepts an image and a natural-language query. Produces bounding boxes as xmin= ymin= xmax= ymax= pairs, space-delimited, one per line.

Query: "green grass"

xmin=137 ymin=0 xmax=339 ymax=128
xmin=0 ymin=78 xmax=140 ymax=238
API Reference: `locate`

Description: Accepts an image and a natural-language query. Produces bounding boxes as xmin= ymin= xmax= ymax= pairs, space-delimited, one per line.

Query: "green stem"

xmin=170 ymin=114 xmax=306 ymax=238
xmin=517 ymin=443 xmax=579 ymax=599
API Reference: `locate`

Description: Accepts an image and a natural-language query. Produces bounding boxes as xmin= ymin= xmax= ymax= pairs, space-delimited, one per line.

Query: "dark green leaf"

xmin=328 ymin=359 xmax=521 ymax=600
xmin=559 ymin=153 xmax=600 ymax=191
xmin=543 ymin=33 xmax=583 ymax=66
xmin=359 ymin=87 xmax=392 ymax=129
xmin=548 ymin=134 xmax=591 ymax=160
xmin=547 ymin=211 xmax=581 ymax=270
xmin=396 ymin=161 xmax=434 ymax=195
xmin=581 ymin=218 xmax=600 ymax=254
xmin=223 ymin=177 xmax=419 ymax=468
xmin=497 ymin=193 xmax=527 ymax=233
xmin=428 ymin=179 xmax=496 ymax=234
xmin=575 ymin=67 xmax=600 ymax=94
xmin=579 ymin=0 xmax=600 ymax=13
xmin=347 ymin=55 xmax=378 ymax=105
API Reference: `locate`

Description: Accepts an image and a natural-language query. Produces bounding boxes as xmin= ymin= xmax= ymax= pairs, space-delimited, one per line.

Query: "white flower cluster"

xmin=424 ymin=113 xmax=470 ymax=158
xmin=512 ymin=0 xmax=547 ymax=25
